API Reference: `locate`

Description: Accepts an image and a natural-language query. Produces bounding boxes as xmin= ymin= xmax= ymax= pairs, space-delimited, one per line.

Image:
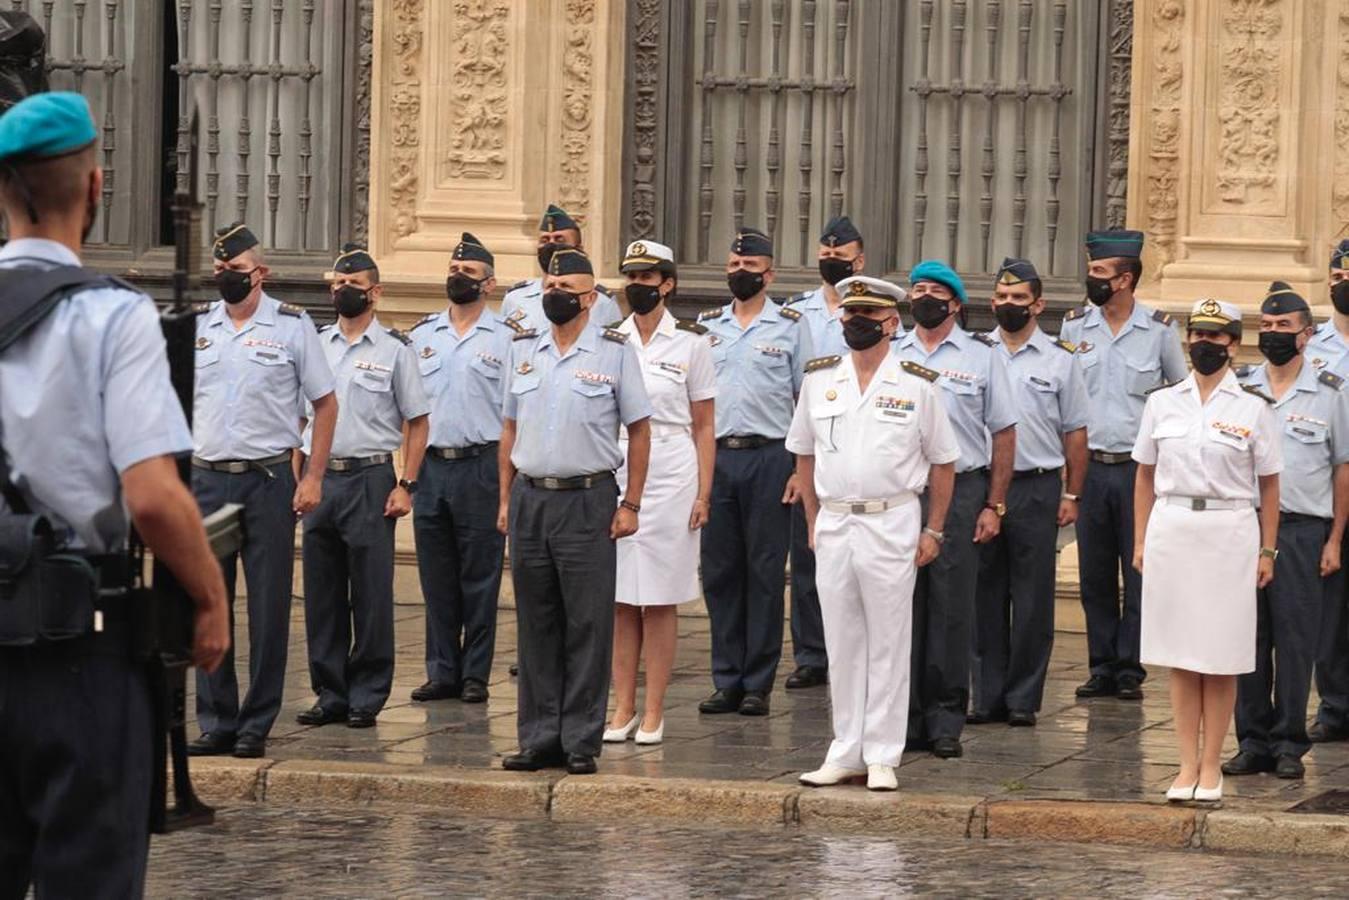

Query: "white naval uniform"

xmin=786 ymin=354 xmax=959 ymax=768
xmin=1132 ymin=372 xmax=1282 ymax=675
xmin=615 ymin=310 xmax=718 ymax=606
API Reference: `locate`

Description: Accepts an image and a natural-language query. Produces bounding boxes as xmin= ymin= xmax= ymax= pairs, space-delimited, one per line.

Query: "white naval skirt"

xmin=615 ymin=431 xmax=700 ymax=607
xmin=1139 ymin=502 xmax=1258 ymax=675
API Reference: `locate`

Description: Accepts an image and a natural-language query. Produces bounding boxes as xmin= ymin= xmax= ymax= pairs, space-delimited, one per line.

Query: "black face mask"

xmin=216 ymin=268 xmax=256 ymax=304
xmin=1085 ymin=275 xmax=1116 ymax=306
xmin=728 ymin=269 xmax=765 ymax=301
xmin=818 ymin=257 xmax=854 ymax=287
xmin=625 ymin=282 xmax=664 ymax=316
xmin=994 ymin=303 xmax=1034 ymax=333
xmin=446 ymin=272 xmax=485 ymax=305
xmin=1258 ymin=330 xmax=1301 ymax=367
xmin=842 ymin=315 xmax=888 ymax=351
xmin=542 ymin=289 xmax=583 ymax=325
xmin=1189 ymin=339 xmax=1230 ymax=376
xmin=911 ymin=296 xmax=952 ymax=330
xmin=537 ymin=242 xmax=571 ymax=273
xmin=1332 ymin=280 xmax=1349 ymax=316
xmin=333 ymin=285 xmax=372 ymax=319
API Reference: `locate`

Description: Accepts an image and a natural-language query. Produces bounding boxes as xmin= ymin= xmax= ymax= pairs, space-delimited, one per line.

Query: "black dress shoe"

xmin=1222 ymin=750 xmax=1275 ymax=776
xmin=1116 ymin=676 xmax=1144 ymax=701
xmin=966 ymin=709 xmax=1008 ymax=725
xmin=509 ymin=663 xmax=519 ymax=677
xmin=233 ymin=734 xmax=266 ymax=759
xmin=1007 ymin=710 xmax=1037 ymax=727
xmin=565 ymin=753 xmax=598 ymax=775
xmin=347 ymin=709 xmax=376 ymax=729
xmin=296 ymin=704 xmax=347 ymax=726
xmin=1075 ymin=674 xmax=1116 ymax=698
xmin=784 ymin=666 xmax=828 ymax=689
xmin=461 ymin=679 xmax=489 ymax=704
xmin=739 ymin=691 xmax=770 ymax=716
xmin=187 ymin=732 xmax=236 ymax=757
xmin=502 ymin=748 xmax=563 ymax=771
xmin=1309 ymin=720 xmax=1349 ymax=743
xmin=1275 ymin=754 xmax=1306 ymax=779
xmin=411 ymin=680 xmax=460 ymax=702
xmin=932 ymin=737 xmax=963 ymax=759
xmin=698 ymin=689 xmax=745 ymax=714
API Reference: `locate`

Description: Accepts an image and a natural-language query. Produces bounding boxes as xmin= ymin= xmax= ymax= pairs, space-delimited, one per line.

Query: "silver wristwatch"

xmin=922 ymin=527 xmax=945 ymax=544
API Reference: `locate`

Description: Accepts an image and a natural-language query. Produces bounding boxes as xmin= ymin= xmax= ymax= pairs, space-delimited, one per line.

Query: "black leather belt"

xmin=327 ymin=453 xmax=392 ymax=473
xmin=1090 ymin=450 xmax=1134 ymax=465
xmin=523 ymin=472 xmax=615 ymax=491
xmin=717 ymin=435 xmax=778 ymax=450
xmin=1280 ymin=511 xmax=1329 ymax=525
xmin=956 ymin=466 xmax=989 ymax=480
xmin=430 ymin=442 xmax=497 ymax=460
xmin=191 ymin=450 xmax=292 ymax=474
xmin=1014 ymin=466 xmax=1062 ymax=480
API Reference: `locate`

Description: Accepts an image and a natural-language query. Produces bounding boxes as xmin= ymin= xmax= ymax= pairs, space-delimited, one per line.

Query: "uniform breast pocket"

xmin=469 ymin=355 xmax=504 ymax=394
xmin=417 ymin=354 xmax=443 ymax=378
xmin=571 ymin=379 xmax=615 ymax=401
xmin=1286 ymin=420 xmax=1328 ymax=445
xmin=812 ymin=402 xmax=847 ymax=452
xmin=649 ymin=362 xmax=687 ymax=384
xmin=247 ymin=345 xmax=292 ymax=368
xmin=352 ymin=369 xmax=393 ymax=414
xmin=1026 ymin=374 xmax=1060 ymax=405
xmin=940 ymin=376 xmax=984 ymax=419
xmin=757 ymin=350 xmax=790 ymax=374
xmin=510 ymin=373 xmax=541 ymax=397
xmin=195 ymin=345 xmax=220 ymax=369
xmin=1126 ymin=361 xmax=1161 ymax=397
xmin=1208 ymin=428 xmax=1250 ymax=454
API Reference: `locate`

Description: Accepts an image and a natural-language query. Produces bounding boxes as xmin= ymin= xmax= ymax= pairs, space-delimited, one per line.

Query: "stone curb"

xmin=184 ymin=758 xmax=1349 ymax=858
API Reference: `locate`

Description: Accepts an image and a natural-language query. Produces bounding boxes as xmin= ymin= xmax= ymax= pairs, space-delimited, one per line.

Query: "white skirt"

xmin=615 ymin=431 xmax=701 ymax=606
xmin=1139 ymin=502 xmax=1258 ymax=675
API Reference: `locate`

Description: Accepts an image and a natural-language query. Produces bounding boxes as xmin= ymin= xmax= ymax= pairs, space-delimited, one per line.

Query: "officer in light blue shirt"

xmin=1229 ymin=283 xmax=1349 ymax=779
xmin=297 ymin=244 xmax=429 ymax=731
xmin=1058 ymin=229 xmax=1187 ymax=703
xmin=409 ymin=232 xmax=519 ymax=705
xmin=1306 ymin=240 xmax=1349 ymax=378
xmin=500 ymin=203 xmax=621 ymax=330
xmin=973 ymin=258 xmax=1089 ymax=727
xmin=189 ymin=222 xmax=337 ymax=760
xmin=499 ymin=247 xmax=652 ymax=775
xmin=697 ymin=227 xmax=813 ymax=718
xmin=891 ymin=259 xmax=1017 ymax=758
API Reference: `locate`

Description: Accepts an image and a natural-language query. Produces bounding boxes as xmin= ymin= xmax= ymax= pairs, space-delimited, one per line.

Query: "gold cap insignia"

xmin=848 ymin=281 xmax=868 ymax=295
xmin=999 ymin=270 xmax=1019 ymax=285
xmin=1199 ymin=299 xmax=1221 ymax=317
xmin=631 ymin=242 xmax=646 ymax=257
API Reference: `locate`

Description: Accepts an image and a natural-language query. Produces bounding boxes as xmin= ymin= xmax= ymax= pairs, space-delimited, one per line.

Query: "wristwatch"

xmin=398 ymin=478 xmax=418 ymax=494
xmin=1062 ymin=492 xmax=1081 ymax=502
xmin=922 ymin=527 xmax=945 ymax=544
xmin=985 ymin=501 xmax=1007 ymax=518
xmin=620 ymin=499 xmax=641 ymax=513
xmin=1259 ymin=546 xmax=1279 ymax=561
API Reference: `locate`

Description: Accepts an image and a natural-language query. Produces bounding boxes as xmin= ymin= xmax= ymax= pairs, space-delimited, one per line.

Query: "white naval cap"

xmin=620 ymin=239 xmax=676 ymax=274
xmin=836 ymin=275 xmax=907 ymax=310
xmin=1187 ymin=298 xmax=1242 ymax=338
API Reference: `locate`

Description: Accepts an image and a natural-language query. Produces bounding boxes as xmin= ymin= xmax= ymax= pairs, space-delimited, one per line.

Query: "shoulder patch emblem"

xmin=602 ymin=327 xmax=629 ymax=344
xmin=969 ymin=331 xmax=996 ymax=347
xmin=1145 ymin=381 xmax=1177 ymax=396
xmin=1152 ymin=309 xmax=1174 ymax=326
xmin=195 ymin=336 xmax=211 ymax=350
xmin=697 ymin=306 xmax=723 ymax=322
xmin=804 ymin=355 xmax=842 ymax=373
xmin=1320 ymin=370 xmax=1345 ymax=391
xmin=411 ymin=313 xmax=437 ymax=331
xmin=675 ymin=319 xmax=709 ymax=335
xmin=779 ymin=306 xmax=802 ymax=322
xmin=901 ymin=360 xmax=941 ymax=383
xmin=386 ymin=327 xmax=411 ymax=346
xmin=512 ymin=329 xmax=539 ymax=342
xmin=1054 ymin=339 xmax=1076 ymax=354
xmin=1241 ymin=383 xmax=1275 ymax=404
xmin=277 ymin=302 xmax=304 ymax=318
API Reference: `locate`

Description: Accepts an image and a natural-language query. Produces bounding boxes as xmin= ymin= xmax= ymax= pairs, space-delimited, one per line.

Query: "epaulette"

xmin=1241 ymin=384 xmax=1275 ymax=404
xmin=1054 ymin=339 xmax=1076 ymax=353
xmin=410 ymin=313 xmax=437 ymax=331
xmin=970 ymin=331 xmax=996 ymax=347
xmin=779 ymin=306 xmax=802 ymax=322
xmin=1145 ymin=381 xmax=1177 ymax=396
xmin=604 ymin=320 xmax=625 ymax=330
xmin=782 ymin=291 xmax=809 ymax=307
xmin=387 ymin=327 xmax=411 ymax=346
xmin=602 ymin=327 xmax=629 ymax=344
xmin=507 ymin=279 xmax=531 ymax=292
xmin=1232 ymin=363 xmax=1254 ymax=379
xmin=675 ymin=319 xmax=708 ymax=335
xmin=503 ymin=317 xmax=531 ymax=335
xmin=1152 ymin=309 xmax=1174 ymax=326
xmin=697 ymin=306 xmax=723 ymax=322
xmin=804 ymin=355 xmax=842 ymax=373
xmin=901 ymin=360 xmax=941 ymax=383
xmin=317 ymin=323 xmax=332 ymax=333
xmin=596 ymin=283 xmax=613 ymax=296
xmin=512 ymin=329 xmax=539 ymax=341
xmin=192 ymin=301 xmax=213 ymax=314
xmin=1062 ymin=305 xmax=1086 ymax=322
xmin=1320 ymin=370 xmax=1345 ymax=391
xmin=278 ymin=302 xmax=304 ymax=317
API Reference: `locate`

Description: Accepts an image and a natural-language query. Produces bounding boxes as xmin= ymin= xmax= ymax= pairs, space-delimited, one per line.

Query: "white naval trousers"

xmin=814 ymin=494 xmax=920 ymax=769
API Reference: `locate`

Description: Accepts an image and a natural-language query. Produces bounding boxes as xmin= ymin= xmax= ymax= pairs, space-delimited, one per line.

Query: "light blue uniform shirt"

xmin=892 ymin=325 xmax=1019 ymax=473
xmin=193 ymin=292 xmax=335 ymax=461
xmin=0 ymin=238 xmax=192 ymax=552
xmin=1059 ymin=301 xmax=1187 ymax=454
xmin=410 ymin=308 xmax=517 ymax=448
xmin=503 ymin=326 xmax=652 ymax=477
xmin=989 ymin=326 xmax=1090 ymax=470
xmin=701 ymin=301 xmax=814 ymax=439
xmin=788 ymin=286 xmax=905 ymax=359
xmin=500 ymin=277 xmax=622 ymax=332
xmin=305 ymin=318 xmax=429 ymax=457
xmin=1307 ymin=321 xmax=1349 ymax=378
xmin=1238 ymin=361 xmax=1349 ymax=519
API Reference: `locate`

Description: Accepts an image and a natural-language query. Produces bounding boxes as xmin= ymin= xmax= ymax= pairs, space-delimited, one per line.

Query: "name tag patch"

xmin=876 ymin=395 xmax=915 ymax=422
xmin=653 ymin=360 xmax=686 ymax=376
xmin=575 ymin=370 xmax=615 ymax=386
xmin=476 ymin=352 xmax=502 ymax=368
xmin=755 ymin=344 xmax=786 ymax=357
xmin=1212 ymin=421 xmax=1251 ymax=440
xmin=354 ymin=360 xmax=392 ymax=374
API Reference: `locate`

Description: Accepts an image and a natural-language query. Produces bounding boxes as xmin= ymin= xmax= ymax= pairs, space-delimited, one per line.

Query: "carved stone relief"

xmin=557 ymin=0 xmax=597 ymax=226
xmin=627 ymin=0 xmax=662 ymax=240
xmin=388 ymin=0 xmax=424 ymax=238
xmin=353 ymin=0 xmax=374 ymax=243
xmin=1106 ymin=0 xmax=1134 ymax=229
xmin=1335 ymin=5 xmax=1349 ymax=224
xmin=446 ymin=0 xmax=510 ymax=180
xmin=1145 ymin=0 xmax=1185 ymax=269
xmin=1214 ymin=0 xmax=1282 ymax=206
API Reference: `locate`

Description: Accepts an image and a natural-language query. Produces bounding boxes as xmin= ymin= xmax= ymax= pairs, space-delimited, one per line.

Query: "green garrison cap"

xmin=996 ymin=257 xmax=1040 ymax=285
xmin=539 ymin=204 xmax=579 ymax=233
xmin=333 ymin=242 xmax=377 ymax=275
xmin=1085 ymin=229 xmax=1145 ymax=261
xmin=212 ymin=222 xmax=259 ymax=262
xmin=731 ymin=227 xmax=774 ymax=258
xmin=0 ymin=91 xmax=97 ymax=163
xmin=547 ymin=246 xmax=594 ymax=277
xmin=819 ymin=215 xmax=862 ymax=248
xmin=1261 ymin=280 xmax=1309 ymax=316
xmin=453 ymin=232 xmax=494 ymax=266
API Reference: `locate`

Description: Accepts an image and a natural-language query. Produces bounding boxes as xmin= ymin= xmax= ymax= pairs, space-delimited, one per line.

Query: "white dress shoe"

xmin=1165 ymin=782 xmax=1196 ymax=802
xmin=634 ymin=718 xmax=664 ymax=745
xmin=799 ymin=764 xmax=866 ymax=787
xmin=866 ymin=765 xmax=898 ymax=792
xmin=602 ymin=714 xmax=640 ymax=743
xmin=1193 ymin=777 xmax=1223 ymax=802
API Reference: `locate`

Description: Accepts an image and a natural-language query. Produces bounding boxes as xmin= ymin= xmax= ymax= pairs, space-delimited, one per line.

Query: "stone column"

xmin=1128 ymin=0 xmax=1348 ymax=312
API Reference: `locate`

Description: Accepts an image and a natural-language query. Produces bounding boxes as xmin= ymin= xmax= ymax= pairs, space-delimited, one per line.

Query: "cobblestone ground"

xmin=145 ymin=804 xmax=1349 ymax=898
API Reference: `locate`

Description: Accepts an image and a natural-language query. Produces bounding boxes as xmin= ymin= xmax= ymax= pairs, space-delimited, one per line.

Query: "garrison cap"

xmin=0 ymin=91 xmax=97 ymax=162
xmin=453 ymin=231 xmax=494 ymax=266
xmin=547 ymin=246 xmax=594 ymax=277
xmin=1332 ymin=239 xmax=1349 ymax=271
xmin=539 ymin=203 xmax=579 ymax=233
xmin=819 ymin=215 xmax=862 ymax=248
xmin=996 ymin=257 xmax=1040 ymax=286
xmin=1085 ymin=229 xmax=1145 ymax=261
xmin=332 ymin=242 xmax=377 ymax=275
xmin=1261 ymin=280 xmax=1309 ymax=316
xmin=836 ymin=275 xmax=906 ymax=310
xmin=212 ymin=221 xmax=260 ymax=262
xmin=731 ymin=227 xmax=774 ymax=258
xmin=1188 ymin=298 xmax=1242 ymax=338
xmin=620 ymin=239 xmax=676 ymax=275
xmin=910 ymin=259 xmax=967 ymax=304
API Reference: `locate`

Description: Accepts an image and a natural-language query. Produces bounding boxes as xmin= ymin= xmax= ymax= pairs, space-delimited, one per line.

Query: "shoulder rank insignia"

xmin=1145 ymin=381 xmax=1177 ymax=396
xmin=277 ymin=302 xmax=304 ymax=318
xmin=1242 ymin=383 xmax=1275 ymax=404
xmin=1152 ymin=308 xmax=1174 ymax=326
xmin=804 ymin=355 xmax=842 ymax=373
xmin=697 ymin=306 xmax=723 ymax=322
xmin=969 ymin=331 xmax=996 ymax=347
xmin=1062 ymin=305 xmax=1086 ymax=322
xmin=1233 ymin=363 xmax=1254 ymax=379
xmin=504 ymin=316 xmax=532 ymax=335
xmin=192 ymin=301 xmax=213 ymax=314
xmin=317 ymin=323 xmax=332 ymax=333
xmin=602 ymin=327 xmax=629 ymax=344
xmin=901 ymin=360 xmax=941 ymax=383
xmin=507 ymin=279 xmax=531 ymax=292
xmin=604 ymin=320 xmax=625 ymax=330
xmin=512 ymin=329 xmax=539 ymax=341
xmin=596 ymin=283 xmax=613 ymax=296
xmin=779 ymin=306 xmax=802 ymax=322
xmin=785 ymin=291 xmax=809 ymax=306
xmin=410 ymin=313 xmax=437 ymax=331
xmin=1054 ymin=339 xmax=1076 ymax=354
xmin=386 ymin=328 xmax=411 ymax=346
xmin=675 ymin=319 xmax=708 ymax=335
xmin=1320 ymin=370 xmax=1345 ymax=391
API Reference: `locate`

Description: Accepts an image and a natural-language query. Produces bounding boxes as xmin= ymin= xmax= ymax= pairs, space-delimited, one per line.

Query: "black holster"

xmin=0 ymin=513 xmax=99 ymax=646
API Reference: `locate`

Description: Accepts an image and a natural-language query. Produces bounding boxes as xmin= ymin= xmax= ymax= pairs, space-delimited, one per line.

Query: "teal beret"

xmin=0 ymin=91 xmax=98 ymax=162
xmin=910 ymin=259 xmax=967 ymax=304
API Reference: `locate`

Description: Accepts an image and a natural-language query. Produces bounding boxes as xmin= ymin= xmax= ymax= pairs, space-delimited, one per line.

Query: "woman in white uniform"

xmin=604 ymin=240 xmax=717 ymax=745
xmin=1133 ymin=298 xmax=1281 ymax=803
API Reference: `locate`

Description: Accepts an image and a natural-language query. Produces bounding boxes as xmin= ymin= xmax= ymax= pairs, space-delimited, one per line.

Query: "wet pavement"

xmin=146 ymin=804 xmax=1349 ymax=898
xmin=194 ymin=562 xmax=1349 ymax=811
